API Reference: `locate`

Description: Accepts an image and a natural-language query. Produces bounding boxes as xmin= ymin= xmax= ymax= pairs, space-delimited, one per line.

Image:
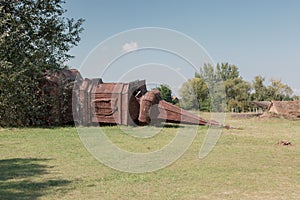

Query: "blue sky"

xmin=64 ymin=0 xmax=300 ymax=95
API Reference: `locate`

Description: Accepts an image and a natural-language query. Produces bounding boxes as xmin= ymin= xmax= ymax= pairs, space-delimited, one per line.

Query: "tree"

xmin=192 ymin=63 xmax=252 ymax=112
xmin=216 ymin=62 xmax=239 ymax=80
xmin=179 ymin=77 xmax=210 ymax=111
xmin=225 ymin=78 xmax=251 ymax=112
xmin=267 ymin=79 xmax=293 ymax=101
xmin=215 ymin=63 xmax=251 ymax=111
xmin=196 ymin=63 xmax=219 ymax=84
xmin=251 ymin=76 xmax=268 ymax=101
xmin=196 ymin=63 xmax=227 ymax=111
xmin=251 ymin=76 xmax=293 ymax=101
xmin=179 ymin=80 xmax=198 ymax=110
xmin=0 ymin=0 xmax=84 ymax=126
xmin=182 ymin=62 xmax=294 ymax=113
xmin=156 ymin=84 xmax=173 ymax=104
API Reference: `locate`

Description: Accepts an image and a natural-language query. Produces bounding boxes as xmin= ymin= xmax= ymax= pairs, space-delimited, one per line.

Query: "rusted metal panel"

xmin=138 ymin=90 xmax=160 ymax=124
xmin=76 ymin=78 xmax=102 ymax=125
xmin=54 ymin=69 xmax=229 ymax=128
xmin=92 ymin=83 xmax=124 ymax=124
xmin=156 ymin=100 xmax=208 ymax=125
xmin=76 ymin=80 xmax=146 ymax=126
xmin=138 ymin=90 xmax=229 ymax=128
xmin=92 ymin=99 xmax=118 ymax=124
xmin=139 ymin=90 xmax=206 ymax=125
xmin=39 ymin=69 xmax=82 ymax=125
xmin=127 ymin=80 xmax=147 ymax=125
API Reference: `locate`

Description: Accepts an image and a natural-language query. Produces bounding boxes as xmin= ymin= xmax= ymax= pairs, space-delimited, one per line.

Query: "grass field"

xmin=0 ymin=116 xmax=299 ymax=199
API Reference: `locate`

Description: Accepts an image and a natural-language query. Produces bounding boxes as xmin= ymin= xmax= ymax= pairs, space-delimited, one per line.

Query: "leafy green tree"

xmin=267 ymin=79 xmax=293 ymax=101
xmin=179 ymin=80 xmax=197 ymax=110
xmin=179 ymin=77 xmax=210 ymax=111
xmin=196 ymin=63 xmax=227 ymax=111
xmin=193 ymin=63 xmax=252 ymax=112
xmin=251 ymin=76 xmax=268 ymax=101
xmin=216 ymin=62 xmax=239 ymax=80
xmin=156 ymin=84 xmax=173 ymax=103
xmin=217 ymin=63 xmax=251 ymax=111
xmin=0 ymin=0 xmax=84 ymax=126
xmin=225 ymin=78 xmax=251 ymax=112
xmin=196 ymin=63 xmax=219 ymax=84
xmin=251 ymin=76 xmax=293 ymax=101
xmin=183 ymin=62 xmax=294 ymax=113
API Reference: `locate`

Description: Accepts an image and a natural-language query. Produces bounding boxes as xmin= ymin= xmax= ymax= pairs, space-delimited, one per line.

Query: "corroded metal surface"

xmin=76 ymin=81 xmax=229 ymax=127
xmin=74 ymin=79 xmax=146 ymax=126
xmin=41 ymin=69 xmax=229 ymax=127
xmin=39 ymin=69 xmax=82 ymax=125
xmin=139 ymin=90 xmax=229 ymax=128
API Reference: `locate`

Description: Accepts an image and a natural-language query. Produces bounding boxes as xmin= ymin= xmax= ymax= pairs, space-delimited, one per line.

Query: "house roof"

xmin=264 ymin=100 xmax=300 ymax=120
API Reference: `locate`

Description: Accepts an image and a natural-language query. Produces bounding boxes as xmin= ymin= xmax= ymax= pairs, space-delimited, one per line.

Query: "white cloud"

xmin=122 ymin=42 xmax=138 ymax=53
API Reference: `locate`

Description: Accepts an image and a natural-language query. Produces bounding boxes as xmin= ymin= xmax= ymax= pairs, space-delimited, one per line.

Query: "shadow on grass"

xmin=0 ymin=158 xmax=71 ymax=200
xmin=153 ymin=123 xmax=184 ymax=128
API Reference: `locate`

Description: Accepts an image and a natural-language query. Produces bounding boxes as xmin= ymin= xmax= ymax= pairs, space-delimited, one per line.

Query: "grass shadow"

xmin=153 ymin=123 xmax=185 ymax=128
xmin=0 ymin=158 xmax=71 ymax=200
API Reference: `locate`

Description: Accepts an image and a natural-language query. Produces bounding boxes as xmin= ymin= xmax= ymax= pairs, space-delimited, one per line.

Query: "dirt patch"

xmin=276 ymin=140 xmax=293 ymax=146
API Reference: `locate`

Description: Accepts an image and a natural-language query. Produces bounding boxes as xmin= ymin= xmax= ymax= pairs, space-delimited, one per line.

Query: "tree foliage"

xmin=180 ymin=63 xmax=294 ymax=112
xmin=251 ymin=76 xmax=268 ymax=101
xmin=0 ymin=0 xmax=84 ymax=126
xmin=156 ymin=84 xmax=173 ymax=104
xmin=225 ymin=77 xmax=251 ymax=112
xmin=267 ymin=79 xmax=293 ymax=101
xmin=179 ymin=77 xmax=210 ymax=111
xmin=251 ymin=76 xmax=293 ymax=101
xmin=216 ymin=63 xmax=239 ymax=80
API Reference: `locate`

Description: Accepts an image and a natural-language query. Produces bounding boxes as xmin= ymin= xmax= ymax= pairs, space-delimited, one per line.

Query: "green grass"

xmin=0 ymin=117 xmax=300 ymax=199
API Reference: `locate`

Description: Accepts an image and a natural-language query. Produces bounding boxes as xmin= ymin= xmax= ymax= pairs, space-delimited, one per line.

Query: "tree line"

xmin=182 ymin=63 xmax=296 ymax=111
xmin=158 ymin=63 xmax=296 ymax=112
